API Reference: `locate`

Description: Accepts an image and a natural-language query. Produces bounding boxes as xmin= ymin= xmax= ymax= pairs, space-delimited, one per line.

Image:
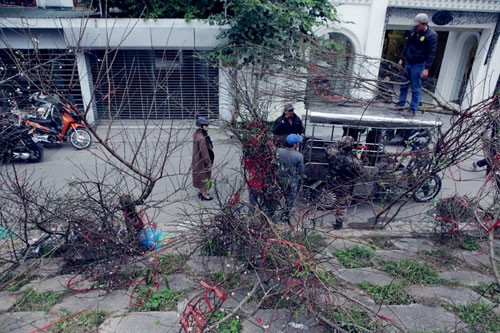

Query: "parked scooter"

xmin=19 ymin=99 xmax=92 ymax=150
xmin=0 ymin=123 xmax=43 ymax=163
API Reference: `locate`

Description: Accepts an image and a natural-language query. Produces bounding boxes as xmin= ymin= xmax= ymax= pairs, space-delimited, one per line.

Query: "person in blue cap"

xmin=276 ymin=134 xmax=305 ymax=223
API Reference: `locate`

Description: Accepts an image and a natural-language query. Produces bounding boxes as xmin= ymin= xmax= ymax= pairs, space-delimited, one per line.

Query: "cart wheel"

xmin=309 ymin=181 xmax=337 ymax=210
xmin=413 ymin=174 xmax=442 ymax=202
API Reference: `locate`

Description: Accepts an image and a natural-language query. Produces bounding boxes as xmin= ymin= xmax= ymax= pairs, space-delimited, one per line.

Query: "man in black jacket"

xmin=273 ymin=103 xmax=305 ymax=136
xmin=395 ymin=13 xmax=438 ymax=117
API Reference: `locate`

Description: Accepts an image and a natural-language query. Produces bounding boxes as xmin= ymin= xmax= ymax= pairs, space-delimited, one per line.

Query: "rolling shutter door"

xmin=87 ymin=49 xmax=219 ymax=120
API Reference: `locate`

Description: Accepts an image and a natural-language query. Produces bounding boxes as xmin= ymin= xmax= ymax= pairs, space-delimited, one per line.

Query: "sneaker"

xmin=403 ymin=109 xmax=416 ymax=117
xmin=394 ymin=103 xmax=406 ymax=110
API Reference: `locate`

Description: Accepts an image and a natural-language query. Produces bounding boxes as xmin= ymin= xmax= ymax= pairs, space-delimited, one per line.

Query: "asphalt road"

xmin=1 ymin=114 xmax=491 ymax=235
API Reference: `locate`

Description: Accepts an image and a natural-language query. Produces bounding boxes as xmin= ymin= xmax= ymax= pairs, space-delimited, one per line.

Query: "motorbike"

xmin=19 ymin=95 xmax=92 ymax=150
xmin=0 ymin=123 xmax=44 ymax=163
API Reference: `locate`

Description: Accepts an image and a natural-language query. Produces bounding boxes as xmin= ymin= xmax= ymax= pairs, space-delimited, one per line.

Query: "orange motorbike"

xmin=20 ymin=102 xmax=92 ymax=150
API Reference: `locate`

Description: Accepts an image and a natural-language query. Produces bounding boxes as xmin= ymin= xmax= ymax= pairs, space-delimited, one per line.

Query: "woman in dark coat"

xmin=192 ymin=117 xmax=214 ymax=200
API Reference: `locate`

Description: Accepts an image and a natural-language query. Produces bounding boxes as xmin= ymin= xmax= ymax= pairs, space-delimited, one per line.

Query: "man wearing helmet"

xmin=192 ymin=117 xmax=215 ymax=201
xmin=325 ymin=136 xmax=367 ymax=229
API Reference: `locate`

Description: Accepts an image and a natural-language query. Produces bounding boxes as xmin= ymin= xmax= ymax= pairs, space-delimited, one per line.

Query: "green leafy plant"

xmin=358 ymin=281 xmax=414 ymax=305
xmin=367 ymin=235 xmax=396 ymax=249
xmin=474 ymin=282 xmax=500 ymax=303
xmin=453 ymin=234 xmax=480 ymax=251
xmin=420 ymin=248 xmax=461 ymax=269
xmin=209 ymin=309 xmax=241 ymax=333
xmin=202 ymin=177 xmax=215 ymax=192
xmin=330 ymin=306 xmax=383 ymax=332
xmin=50 ymin=309 xmax=107 ymax=333
xmin=334 ymin=245 xmax=374 ymax=268
xmin=157 ymin=254 xmax=188 ymax=275
xmin=205 ymin=272 xmax=240 ymax=289
xmin=212 ymin=0 xmax=338 ymax=65
xmin=382 ymin=259 xmax=440 ymax=284
xmin=443 ymin=301 xmax=500 ymax=332
xmin=13 ymin=288 xmax=63 ymax=312
xmin=133 ymin=287 xmax=183 ymax=312
xmin=0 ymin=273 xmax=31 ymax=292
xmin=294 ymin=231 xmax=327 ymax=253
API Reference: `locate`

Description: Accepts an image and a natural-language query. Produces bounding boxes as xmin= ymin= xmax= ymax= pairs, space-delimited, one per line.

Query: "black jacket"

xmin=273 ymin=114 xmax=305 ymax=136
xmin=401 ymin=27 xmax=438 ymax=69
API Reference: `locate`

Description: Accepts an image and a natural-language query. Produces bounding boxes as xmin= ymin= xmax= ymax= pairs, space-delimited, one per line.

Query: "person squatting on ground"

xmin=396 ymin=13 xmax=438 ymax=117
xmin=326 ymin=136 xmax=367 ymax=229
xmin=276 ymin=134 xmax=305 ymax=223
xmin=273 ymin=103 xmax=305 ymax=137
xmin=244 ymin=152 xmax=278 ymax=220
xmin=192 ymin=117 xmax=215 ymax=201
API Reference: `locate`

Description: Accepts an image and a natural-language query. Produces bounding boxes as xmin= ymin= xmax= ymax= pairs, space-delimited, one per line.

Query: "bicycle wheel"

xmin=413 ymin=174 xmax=442 ymax=202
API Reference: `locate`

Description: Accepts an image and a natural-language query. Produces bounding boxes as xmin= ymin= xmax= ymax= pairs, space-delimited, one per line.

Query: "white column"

xmin=76 ymin=50 xmax=95 ymax=124
xmin=468 ymin=28 xmax=500 ymax=108
xmin=354 ymin=0 xmax=389 ymax=99
xmin=435 ymin=31 xmax=460 ymax=103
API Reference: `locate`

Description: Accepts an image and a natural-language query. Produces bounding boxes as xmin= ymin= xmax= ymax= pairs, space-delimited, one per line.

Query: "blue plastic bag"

xmin=137 ymin=226 xmax=163 ymax=250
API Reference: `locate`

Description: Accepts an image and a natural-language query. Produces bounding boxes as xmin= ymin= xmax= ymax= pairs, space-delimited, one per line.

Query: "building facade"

xmin=0 ymin=0 xmax=499 ymax=123
xmin=319 ymin=0 xmax=500 ymax=110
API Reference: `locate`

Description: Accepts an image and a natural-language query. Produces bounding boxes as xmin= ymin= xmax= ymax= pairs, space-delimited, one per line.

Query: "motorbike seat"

xmin=27 ymin=117 xmax=53 ymax=126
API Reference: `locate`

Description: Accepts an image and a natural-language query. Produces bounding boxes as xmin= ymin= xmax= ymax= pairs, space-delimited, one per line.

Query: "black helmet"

xmin=196 ymin=117 xmax=209 ymax=127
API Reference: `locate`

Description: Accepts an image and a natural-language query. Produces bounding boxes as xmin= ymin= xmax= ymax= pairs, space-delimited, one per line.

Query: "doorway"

xmin=450 ymin=34 xmax=478 ymax=104
xmin=381 ymin=29 xmax=449 ymax=93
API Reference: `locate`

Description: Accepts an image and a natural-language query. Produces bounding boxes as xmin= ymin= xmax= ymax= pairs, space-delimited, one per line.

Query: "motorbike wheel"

xmin=412 ymin=174 xmax=442 ymax=202
xmin=69 ymin=128 xmax=92 ymax=150
xmin=308 ymin=180 xmax=337 ymax=211
xmin=27 ymin=144 xmax=43 ymax=163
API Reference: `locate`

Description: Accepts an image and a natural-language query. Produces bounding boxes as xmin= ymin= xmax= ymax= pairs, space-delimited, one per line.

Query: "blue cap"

xmin=286 ymin=134 xmax=303 ymax=145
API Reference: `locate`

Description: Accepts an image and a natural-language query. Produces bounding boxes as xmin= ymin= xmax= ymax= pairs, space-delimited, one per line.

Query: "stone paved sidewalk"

xmin=0 ymin=229 xmax=498 ymax=333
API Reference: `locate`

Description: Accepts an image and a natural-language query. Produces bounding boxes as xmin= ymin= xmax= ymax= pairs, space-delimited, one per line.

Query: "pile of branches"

xmin=0 ymin=169 xmax=159 ymax=291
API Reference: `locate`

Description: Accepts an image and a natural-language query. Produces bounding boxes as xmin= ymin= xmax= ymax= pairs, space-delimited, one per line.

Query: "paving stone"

xmin=438 ymin=269 xmax=494 ymax=287
xmin=375 ymin=249 xmax=415 ymax=262
xmin=0 ymin=311 xmax=59 ymax=333
xmin=99 ymin=311 xmax=180 ymax=333
xmin=452 ymin=249 xmax=492 ymax=268
xmin=337 ymin=267 xmax=396 ymax=287
xmin=378 ymin=304 xmax=465 ymax=332
xmin=392 ymin=238 xmax=439 ymax=254
xmin=166 ymin=273 xmax=196 ymax=292
xmin=15 ymin=257 xmax=66 ymax=278
xmin=51 ymin=289 xmax=131 ymax=315
xmin=218 ymin=288 xmax=260 ymax=314
xmin=21 ymin=274 xmax=92 ymax=293
xmin=0 ymin=292 xmax=17 ymax=312
xmin=326 ymin=238 xmax=362 ymax=251
xmin=186 ymin=255 xmax=239 ymax=275
xmin=241 ymin=309 xmax=324 ymax=333
xmin=406 ymin=285 xmax=493 ymax=306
